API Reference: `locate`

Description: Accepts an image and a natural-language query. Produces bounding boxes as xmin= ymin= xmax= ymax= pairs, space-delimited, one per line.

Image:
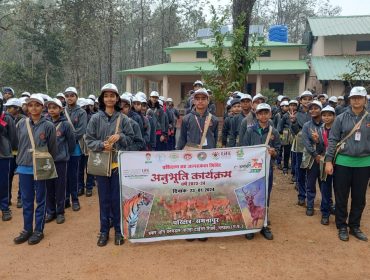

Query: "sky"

xmin=208 ymin=0 xmax=370 ymax=16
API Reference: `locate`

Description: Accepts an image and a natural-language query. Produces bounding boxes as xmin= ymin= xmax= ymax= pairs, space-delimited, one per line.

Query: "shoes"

xmin=338 ymin=227 xmax=349 ymax=241
xmin=72 ymin=202 xmax=80 ymax=211
xmin=186 ymin=239 xmax=196 ymax=242
xmin=56 ymin=214 xmax=65 ymax=224
xmin=114 ymin=233 xmax=124 ymax=245
xmin=97 ymin=232 xmax=109 ymax=247
xmin=28 ymin=231 xmax=44 ymax=245
xmin=16 ymin=198 xmax=23 ymax=208
xmin=321 ymin=216 xmax=329 ymax=225
xmin=86 ymin=189 xmax=93 ymax=197
xmin=260 ymin=227 xmax=273 ymax=240
xmin=306 ymin=208 xmax=314 ymax=216
xmin=349 ymin=227 xmax=368 ymax=241
xmin=14 ymin=230 xmax=33 ymax=244
xmin=45 ymin=214 xmax=56 ymax=223
xmin=198 ymin=238 xmax=208 ymax=242
xmin=78 ymin=188 xmax=84 ymax=196
xmin=2 ymin=210 xmax=12 ymax=221
xmin=65 ymin=200 xmax=71 ymax=209
xmin=245 ymin=233 xmax=255 ymax=240
xmin=297 ymin=200 xmax=305 ymax=207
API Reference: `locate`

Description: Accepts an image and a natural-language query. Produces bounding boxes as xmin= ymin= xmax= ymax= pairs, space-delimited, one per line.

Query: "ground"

xmin=0 ymin=171 xmax=369 ymax=280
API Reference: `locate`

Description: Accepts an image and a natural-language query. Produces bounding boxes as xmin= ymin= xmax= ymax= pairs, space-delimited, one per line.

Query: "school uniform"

xmin=46 ymin=115 xmax=75 ymax=218
xmin=16 ymin=117 xmax=57 ymax=234
xmin=230 ymin=111 xmax=255 ymax=147
xmin=221 ymin=114 xmax=234 ymax=147
xmin=65 ymin=105 xmax=87 ymax=208
xmin=146 ymin=110 xmax=156 ymax=150
xmin=278 ymin=112 xmax=293 ymax=173
xmin=127 ymin=117 xmax=145 ymax=151
xmin=147 ymin=102 xmax=167 ymax=151
xmin=0 ymin=111 xmax=17 ymax=216
xmin=85 ymin=110 xmax=134 ymax=237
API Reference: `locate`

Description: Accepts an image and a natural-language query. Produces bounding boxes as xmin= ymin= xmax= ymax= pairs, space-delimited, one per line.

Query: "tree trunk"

xmin=232 ymin=0 xmax=256 ymax=50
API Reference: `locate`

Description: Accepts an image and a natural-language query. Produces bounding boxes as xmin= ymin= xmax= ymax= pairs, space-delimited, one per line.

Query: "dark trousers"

xmin=306 ymin=161 xmax=321 ymax=209
xmin=291 ymin=151 xmax=296 ymax=176
xmin=19 ymin=174 xmax=47 ymax=233
xmin=296 ymin=152 xmax=307 ymax=201
xmin=0 ymin=158 xmax=11 ymax=211
xmin=320 ymin=174 xmax=333 ymax=218
xmin=78 ymin=155 xmax=94 ymax=191
xmin=8 ymin=156 xmax=21 ymax=202
xmin=96 ymin=169 xmax=121 ymax=234
xmin=267 ymin=165 xmax=273 ymax=207
xmin=282 ymin=144 xmax=292 ymax=170
xmin=46 ymin=162 xmax=67 ymax=216
xmin=167 ymin=135 xmax=176 ymax=151
xmin=66 ymin=155 xmax=80 ymax=203
xmin=333 ymin=165 xmax=370 ymax=229
xmin=155 ymin=135 xmax=167 ymax=151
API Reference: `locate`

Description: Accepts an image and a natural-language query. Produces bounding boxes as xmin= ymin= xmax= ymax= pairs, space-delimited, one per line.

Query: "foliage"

xmin=340 ymin=57 xmax=370 ymax=91
xmin=199 ymin=6 xmax=264 ymax=102
xmin=260 ymin=88 xmax=277 ymax=106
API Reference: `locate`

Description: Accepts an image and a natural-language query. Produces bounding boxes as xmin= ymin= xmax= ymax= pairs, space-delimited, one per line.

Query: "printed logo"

xmin=169 ymin=153 xmax=179 ymax=162
xmin=197 ymin=152 xmax=207 ymax=161
xmin=39 ymin=132 xmax=46 ymax=141
xmin=155 ymin=153 xmax=166 ymax=163
xmin=56 ymin=130 xmax=62 ymax=137
xmin=212 ymin=151 xmax=220 ymax=160
xmin=236 ymin=148 xmax=244 ymax=160
xmin=220 ymin=151 xmax=231 ymax=159
xmin=250 ymin=158 xmax=263 ymax=173
xmin=74 ymin=117 xmax=78 ymax=123
xmin=183 ymin=153 xmax=192 ymax=161
xmin=145 ymin=153 xmax=152 ymax=163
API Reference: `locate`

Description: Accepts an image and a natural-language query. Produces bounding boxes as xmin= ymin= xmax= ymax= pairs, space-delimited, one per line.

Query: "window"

xmin=259 ymin=50 xmax=271 ymax=57
xmin=356 ymin=41 xmax=370 ymax=52
xmin=196 ymin=51 xmax=208 ymax=59
xmin=269 ymin=83 xmax=284 ymax=95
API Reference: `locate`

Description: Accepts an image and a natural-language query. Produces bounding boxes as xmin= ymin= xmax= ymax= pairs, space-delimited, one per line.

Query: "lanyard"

xmin=194 ymin=115 xmax=203 ymax=134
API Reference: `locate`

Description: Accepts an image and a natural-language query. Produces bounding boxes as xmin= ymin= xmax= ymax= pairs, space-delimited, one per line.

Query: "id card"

xmin=355 ymin=131 xmax=361 ymax=141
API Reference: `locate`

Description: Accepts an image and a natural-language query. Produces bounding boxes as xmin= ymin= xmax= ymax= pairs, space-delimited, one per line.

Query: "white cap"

xmin=158 ymin=100 xmax=163 ymax=107
xmin=150 ymin=91 xmax=159 ymax=97
xmin=120 ymin=94 xmax=131 ymax=105
xmin=226 ymin=98 xmax=232 ymax=106
xmin=323 ymin=94 xmax=328 ymax=99
xmin=308 ymin=100 xmax=323 ymax=109
xmin=338 ymin=96 xmax=344 ymax=100
xmin=85 ymin=99 xmax=94 ymax=106
xmin=77 ymin=98 xmax=87 ymax=107
xmin=159 ymin=96 xmax=166 ymax=102
xmin=349 ymin=86 xmax=367 ymax=98
xmin=101 ymin=83 xmax=118 ymax=94
xmin=19 ymin=97 xmax=28 ymax=105
xmin=166 ymin=98 xmax=173 ymax=102
xmin=3 ymin=87 xmax=15 ymax=95
xmin=256 ymin=103 xmax=271 ymax=112
xmin=26 ymin=94 xmax=44 ymax=106
xmin=193 ymin=88 xmax=209 ymax=98
xmin=138 ymin=96 xmax=147 ymax=103
xmin=64 ymin=87 xmax=78 ymax=95
xmin=21 ymin=92 xmax=31 ymax=98
xmin=328 ymin=96 xmax=338 ymax=103
xmin=41 ymin=94 xmax=52 ymax=102
xmin=280 ymin=101 xmax=289 ymax=106
xmin=240 ymin=94 xmax=252 ymax=101
xmin=56 ymin=93 xmax=65 ymax=99
xmin=277 ymin=95 xmax=284 ymax=102
xmin=300 ymin=91 xmax=313 ymax=98
xmin=132 ymin=96 xmax=141 ymax=103
xmin=46 ymin=98 xmax=63 ymax=109
xmin=0 ymin=93 xmax=2 ymax=100
xmin=5 ymin=98 xmax=22 ymax=108
xmin=321 ymin=105 xmax=336 ymax=114
xmin=88 ymin=94 xmax=96 ymax=100
xmin=193 ymin=80 xmax=203 ymax=87
xmin=135 ymin=92 xmax=147 ymax=100
xmin=252 ymin=93 xmax=266 ymax=103
xmin=289 ymin=100 xmax=299 ymax=105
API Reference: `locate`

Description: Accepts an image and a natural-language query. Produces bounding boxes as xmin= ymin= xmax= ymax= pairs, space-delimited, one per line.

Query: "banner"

xmin=119 ymin=146 xmax=270 ymax=243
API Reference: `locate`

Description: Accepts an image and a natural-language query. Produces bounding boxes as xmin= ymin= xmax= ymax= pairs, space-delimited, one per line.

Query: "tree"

xmin=341 ymin=57 xmax=370 ymax=91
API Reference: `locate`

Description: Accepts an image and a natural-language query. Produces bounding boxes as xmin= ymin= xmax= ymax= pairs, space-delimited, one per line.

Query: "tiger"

xmin=123 ymin=192 xmax=151 ymax=239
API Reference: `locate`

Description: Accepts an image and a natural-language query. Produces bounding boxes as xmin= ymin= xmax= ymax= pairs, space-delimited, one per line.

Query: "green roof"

xmin=164 ymin=38 xmax=305 ymax=52
xmin=311 ymin=56 xmax=370 ymax=80
xmin=119 ymin=60 xmax=308 ymax=75
xmin=308 ymin=16 xmax=370 ymax=37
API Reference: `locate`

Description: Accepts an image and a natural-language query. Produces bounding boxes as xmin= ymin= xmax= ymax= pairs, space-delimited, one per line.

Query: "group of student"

xmin=0 ymin=84 xmax=179 ymax=246
xmin=221 ymin=86 xmax=370 ymax=242
xmin=0 ymin=81 xmax=369 ymax=246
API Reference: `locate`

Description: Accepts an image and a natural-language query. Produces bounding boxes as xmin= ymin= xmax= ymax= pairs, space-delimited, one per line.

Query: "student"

xmin=45 ymin=99 xmax=75 ymax=224
xmin=318 ymin=105 xmax=336 ymax=225
xmin=64 ymin=87 xmax=87 ymax=211
xmin=177 ymin=88 xmax=218 ymax=242
xmin=85 ymin=83 xmax=134 ymax=246
xmin=240 ymin=103 xmax=281 ymax=241
xmin=291 ymin=91 xmax=313 ymax=206
xmin=2 ymin=87 xmax=15 ymax=103
xmin=277 ymin=100 xmax=292 ymax=174
xmin=222 ymin=98 xmax=241 ymax=147
xmin=140 ymin=97 xmax=154 ymax=151
xmin=166 ymin=98 xmax=179 ymax=151
xmin=301 ymin=100 xmax=324 ymax=217
xmin=0 ymin=93 xmax=17 ymax=221
xmin=14 ymin=94 xmax=57 ymax=245
xmin=147 ymin=91 xmax=166 ymax=151
xmin=274 ymin=98 xmax=289 ymax=170
xmin=325 ymin=86 xmax=370 ymax=242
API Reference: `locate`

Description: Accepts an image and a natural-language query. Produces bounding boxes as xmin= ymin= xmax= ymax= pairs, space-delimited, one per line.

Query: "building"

xmin=119 ymin=32 xmax=308 ymax=107
xmin=305 ymin=15 xmax=370 ymax=96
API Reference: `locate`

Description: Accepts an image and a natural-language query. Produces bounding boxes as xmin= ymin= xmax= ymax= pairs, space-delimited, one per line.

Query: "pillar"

xmin=126 ymin=75 xmax=132 ymax=93
xmin=299 ymin=73 xmax=306 ymax=94
xmin=256 ymin=74 xmax=262 ymax=94
xmin=163 ymin=75 xmax=169 ymax=98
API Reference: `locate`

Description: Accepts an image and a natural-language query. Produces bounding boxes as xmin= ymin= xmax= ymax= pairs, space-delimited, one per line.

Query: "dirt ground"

xmin=1 ymin=171 xmax=369 ymax=280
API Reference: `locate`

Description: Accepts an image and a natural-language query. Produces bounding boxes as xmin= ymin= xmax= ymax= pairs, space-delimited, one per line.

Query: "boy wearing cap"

xmin=325 ymin=86 xmax=370 ymax=242
xmin=240 ymin=103 xmax=281 ymax=240
xmin=45 ymin=99 xmax=75 ymax=224
xmin=291 ymin=91 xmax=313 ymax=206
xmin=14 ymin=94 xmax=57 ymax=245
xmin=2 ymin=87 xmax=15 ymax=102
xmin=147 ymin=91 xmax=167 ymax=151
xmin=166 ymin=98 xmax=179 ymax=150
xmin=0 ymin=93 xmax=17 ymax=221
xmin=64 ymin=87 xmax=87 ymax=211
xmin=301 ymin=100 xmax=324 ymax=217
xmin=222 ymin=99 xmax=241 ymax=147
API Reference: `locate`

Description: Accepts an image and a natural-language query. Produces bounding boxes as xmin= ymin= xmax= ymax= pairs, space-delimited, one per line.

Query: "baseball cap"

xmin=150 ymin=91 xmax=159 ymax=97
xmin=120 ymin=94 xmax=131 ymax=105
xmin=328 ymin=96 xmax=338 ymax=103
xmin=21 ymin=92 xmax=31 ymax=98
xmin=88 ymin=94 xmax=96 ymax=101
xmin=193 ymin=80 xmax=203 ymax=87
xmin=256 ymin=103 xmax=271 ymax=112
xmin=3 ymin=87 xmax=15 ymax=96
xmin=252 ymin=93 xmax=266 ymax=103
xmin=289 ymin=100 xmax=299 ymax=105
xmin=64 ymin=87 xmax=78 ymax=95
xmin=349 ymin=86 xmax=367 ymax=98
xmin=56 ymin=93 xmax=65 ymax=99
xmin=46 ymin=98 xmax=63 ymax=108
xmin=240 ymin=94 xmax=252 ymax=101
xmin=300 ymin=91 xmax=313 ymax=99
xmin=280 ymin=101 xmax=289 ymax=106
xmin=5 ymin=98 xmax=22 ymax=108
xmin=338 ymin=96 xmax=344 ymax=100
xmin=26 ymin=94 xmax=44 ymax=106
xmin=321 ymin=105 xmax=335 ymax=114
xmin=230 ymin=98 xmax=241 ymax=107
xmin=101 ymin=83 xmax=118 ymax=94
xmin=308 ymin=100 xmax=323 ymax=109
xmin=193 ymin=88 xmax=209 ymax=98
xmin=166 ymin=98 xmax=173 ymax=102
